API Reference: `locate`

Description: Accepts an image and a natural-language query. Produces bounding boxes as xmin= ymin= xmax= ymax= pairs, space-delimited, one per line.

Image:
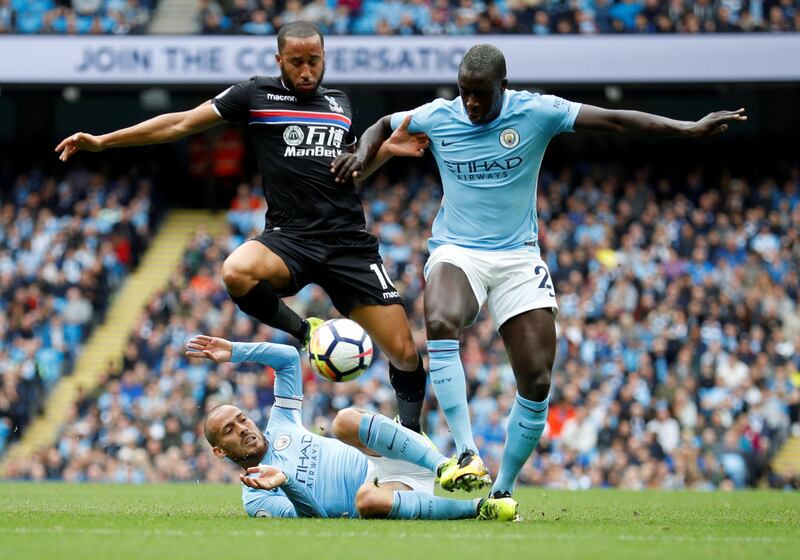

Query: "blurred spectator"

xmin=301 ymin=0 xmax=335 ymax=30
xmin=242 ymin=8 xmax=274 ymax=33
xmin=0 ymin=0 xmax=15 ymax=33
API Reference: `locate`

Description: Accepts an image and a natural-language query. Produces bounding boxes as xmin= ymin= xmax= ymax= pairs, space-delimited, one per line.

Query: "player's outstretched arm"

xmin=331 ymin=115 xmax=428 ymax=184
xmin=55 ymin=102 xmax=224 ymax=162
xmin=186 ymin=336 xmax=300 ymax=368
xmin=574 ymin=105 xmax=747 ymax=137
xmin=187 ymin=337 xmax=304 ymax=416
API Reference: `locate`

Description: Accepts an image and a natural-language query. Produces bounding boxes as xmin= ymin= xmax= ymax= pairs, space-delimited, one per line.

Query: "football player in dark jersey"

xmin=55 ymin=22 xmax=434 ymax=437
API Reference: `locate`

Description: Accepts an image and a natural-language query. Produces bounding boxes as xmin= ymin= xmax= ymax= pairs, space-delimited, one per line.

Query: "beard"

xmin=280 ymin=62 xmax=326 ymax=99
xmin=229 ymin=432 xmax=268 ymax=465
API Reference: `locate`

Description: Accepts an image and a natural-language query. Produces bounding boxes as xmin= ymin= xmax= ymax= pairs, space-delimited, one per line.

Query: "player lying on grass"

xmin=187 ymin=335 xmax=517 ymax=521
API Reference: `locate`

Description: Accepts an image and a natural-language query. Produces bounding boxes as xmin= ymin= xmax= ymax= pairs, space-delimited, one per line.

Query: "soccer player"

xmin=332 ymin=44 xmax=747 ymax=506
xmin=186 ymin=334 xmax=517 ymax=521
xmin=54 ymin=22 xmax=432 ymax=436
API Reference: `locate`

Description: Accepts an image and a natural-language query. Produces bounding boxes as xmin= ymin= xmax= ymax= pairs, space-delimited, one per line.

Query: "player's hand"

xmin=241 ymin=465 xmax=287 ymax=490
xmin=384 ymin=114 xmax=429 ymax=157
xmin=185 ymin=335 xmax=233 ymax=364
xmin=55 ymin=132 xmax=104 ymax=162
xmin=330 ymin=152 xmax=364 ymax=183
xmin=688 ymin=108 xmax=747 ymax=137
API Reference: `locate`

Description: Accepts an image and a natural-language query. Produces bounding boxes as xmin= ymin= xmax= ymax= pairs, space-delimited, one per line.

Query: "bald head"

xmin=204 ymin=404 xmax=240 ymax=447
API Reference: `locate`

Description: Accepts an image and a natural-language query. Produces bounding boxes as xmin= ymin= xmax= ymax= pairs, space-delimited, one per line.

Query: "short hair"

xmin=277 ymin=21 xmax=324 ymax=53
xmin=459 ymin=44 xmax=507 ymax=82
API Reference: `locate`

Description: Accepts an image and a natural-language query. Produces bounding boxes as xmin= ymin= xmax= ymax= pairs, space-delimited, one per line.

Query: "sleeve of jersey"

xmin=389 ymin=100 xmax=441 ymax=134
xmin=211 ymin=78 xmax=255 ymax=123
xmin=231 ymin=342 xmax=303 ymax=425
xmin=279 ymin=474 xmax=329 ymax=518
xmin=535 ymin=94 xmax=582 ymax=137
xmin=245 ymin=492 xmax=299 ymax=518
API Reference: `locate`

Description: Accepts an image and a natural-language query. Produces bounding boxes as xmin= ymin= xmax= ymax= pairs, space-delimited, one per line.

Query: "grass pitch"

xmin=0 ymin=484 xmax=797 ymax=560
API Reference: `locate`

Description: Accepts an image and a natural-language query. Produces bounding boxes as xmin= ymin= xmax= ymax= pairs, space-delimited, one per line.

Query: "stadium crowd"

xmin=3 ymin=161 xmax=798 ymax=490
xmin=199 ymin=0 xmax=800 ymax=36
xmin=0 ymin=0 xmax=156 ymax=34
xmin=4 ymin=0 xmax=798 ymax=35
xmin=0 ymin=168 xmax=153 ymax=455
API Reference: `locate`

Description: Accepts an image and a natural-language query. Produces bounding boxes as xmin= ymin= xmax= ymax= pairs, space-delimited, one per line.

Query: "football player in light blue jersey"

xmin=186 ymin=335 xmax=517 ymax=521
xmin=332 ymin=44 xmax=747 ymax=509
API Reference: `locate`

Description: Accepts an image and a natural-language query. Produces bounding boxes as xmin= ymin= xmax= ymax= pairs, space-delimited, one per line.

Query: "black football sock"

xmin=389 ymin=353 xmax=427 ymax=433
xmin=229 ymin=280 xmax=307 ymax=341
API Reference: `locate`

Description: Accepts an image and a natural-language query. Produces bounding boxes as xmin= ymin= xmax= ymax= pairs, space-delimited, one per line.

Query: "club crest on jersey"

xmin=499 ymin=128 xmax=519 ymax=149
xmin=283 ymin=125 xmax=305 ymax=146
xmin=273 ymin=435 xmax=291 ymax=451
xmin=325 ymin=95 xmax=344 ymax=114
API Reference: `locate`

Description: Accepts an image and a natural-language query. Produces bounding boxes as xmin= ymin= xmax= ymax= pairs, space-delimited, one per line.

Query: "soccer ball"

xmin=308 ymin=319 xmax=373 ymax=382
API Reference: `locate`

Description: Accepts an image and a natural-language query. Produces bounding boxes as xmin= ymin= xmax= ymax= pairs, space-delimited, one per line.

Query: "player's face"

xmin=209 ymin=405 xmax=267 ymax=463
xmin=458 ymin=71 xmax=507 ymax=124
xmin=276 ymin=35 xmax=326 ymax=97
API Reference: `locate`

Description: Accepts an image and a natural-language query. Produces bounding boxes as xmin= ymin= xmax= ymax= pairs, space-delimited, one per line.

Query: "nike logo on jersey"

xmin=441 ymin=139 xmax=463 ymax=147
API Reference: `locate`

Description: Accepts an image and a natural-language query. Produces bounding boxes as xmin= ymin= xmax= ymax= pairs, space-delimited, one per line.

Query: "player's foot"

xmin=437 ymin=449 xmax=492 ymax=492
xmin=301 ymin=317 xmax=325 ymax=350
xmin=477 ymin=491 xmax=520 ymax=522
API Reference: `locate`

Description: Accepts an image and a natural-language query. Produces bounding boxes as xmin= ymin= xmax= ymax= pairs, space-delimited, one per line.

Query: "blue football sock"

xmin=358 ymin=412 xmax=447 ymax=473
xmin=387 ymin=491 xmax=480 ymax=520
xmin=427 ymin=339 xmax=477 ymax=455
xmin=492 ymin=393 xmax=550 ymax=495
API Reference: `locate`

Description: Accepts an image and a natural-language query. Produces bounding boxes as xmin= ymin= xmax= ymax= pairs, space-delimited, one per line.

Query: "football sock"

xmin=389 ymin=353 xmax=427 ymax=433
xmin=426 ymin=339 xmax=477 ymax=454
xmin=228 ymin=280 xmax=307 ymax=340
xmin=358 ymin=412 xmax=446 ymax=473
xmin=387 ymin=491 xmax=480 ymax=520
xmin=491 ymin=393 xmax=550 ymax=495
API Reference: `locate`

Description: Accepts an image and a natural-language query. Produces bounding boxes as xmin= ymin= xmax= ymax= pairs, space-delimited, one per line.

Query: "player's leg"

xmin=491 ymin=308 xmax=555 ymax=496
xmin=349 ymin=304 xmax=427 ymax=432
xmin=320 ymin=240 xmax=427 ymax=433
xmin=355 ymin=481 xmax=481 ymax=520
xmin=424 ymin=262 xmax=480 ymax=456
xmin=332 ymin=408 xmax=447 ymax=472
xmin=221 ymin=237 xmax=309 ymax=342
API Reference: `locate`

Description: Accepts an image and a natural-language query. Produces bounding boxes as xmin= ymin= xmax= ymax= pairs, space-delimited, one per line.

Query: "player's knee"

xmin=389 ymin=337 xmax=419 ymax=371
xmin=332 ymin=408 xmax=362 ymax=442
xmin=221 ymin=257 xmax=253 ymax=294
xmin=517 ymin=365 xmax=552 ymax=402
xmin=355 ymin=485 xmax=392 ymax=519
xmin=425 ymin=312 xmax=462 ymax=340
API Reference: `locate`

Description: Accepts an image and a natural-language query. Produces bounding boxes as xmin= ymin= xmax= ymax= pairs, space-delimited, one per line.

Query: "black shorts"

xmin=253 ymin=228 xmax=403 ymax=316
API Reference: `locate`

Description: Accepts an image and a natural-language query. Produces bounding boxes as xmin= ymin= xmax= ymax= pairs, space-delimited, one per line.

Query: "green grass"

xmin=0 ymin=484 xmax=798 ymax=560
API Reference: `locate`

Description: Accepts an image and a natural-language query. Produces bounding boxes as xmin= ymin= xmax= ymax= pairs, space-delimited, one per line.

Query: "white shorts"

xmin=424 ymin=243 xmax=558 ymax=328
xmin=364 ymin=455 xmax=435 ymax=494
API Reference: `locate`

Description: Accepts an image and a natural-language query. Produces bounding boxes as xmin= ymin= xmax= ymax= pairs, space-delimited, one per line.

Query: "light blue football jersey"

xmin=231 ymin=342 xmax=369 ymax=518
xmin=391 ymin=90 xmax=581 ymax=251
